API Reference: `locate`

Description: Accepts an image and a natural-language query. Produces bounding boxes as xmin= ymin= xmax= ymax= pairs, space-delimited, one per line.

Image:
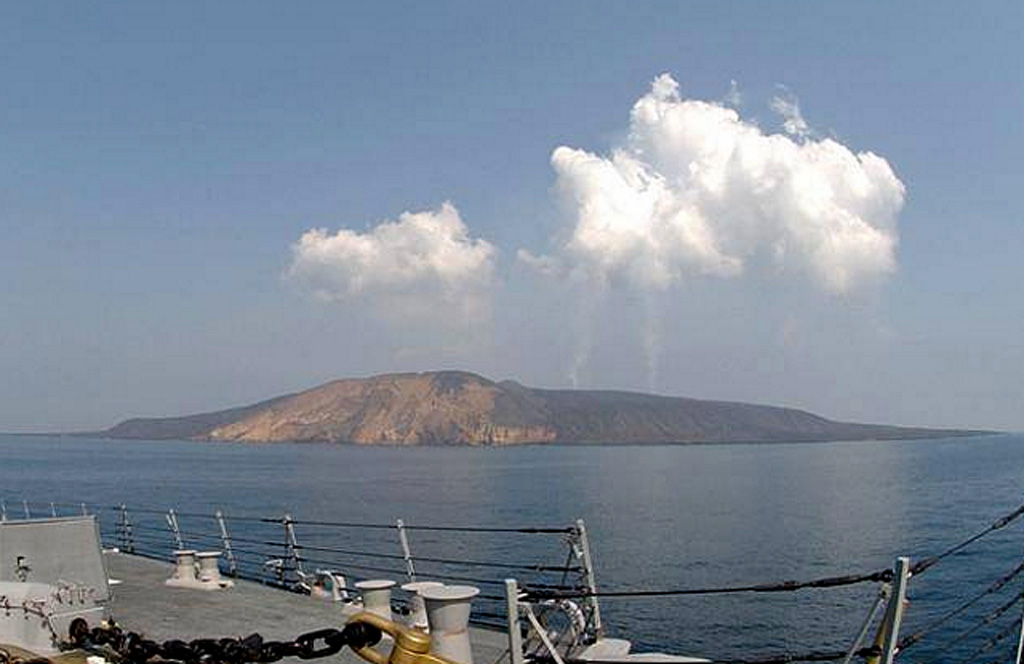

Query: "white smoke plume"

xmin=288 ymin=202 xmax=496 ymax=322
xmin=542 ymin=73 xmax=905 ymax=296
xmin=723 ymin=79 xmax=743 ymax=108
xmin=515 ymin=249 xmax=562 ymax=278
xmin=769 ymin=90 xmax=811 ymax=139
xmin=641 ymin=292 xmax=661 ymax=392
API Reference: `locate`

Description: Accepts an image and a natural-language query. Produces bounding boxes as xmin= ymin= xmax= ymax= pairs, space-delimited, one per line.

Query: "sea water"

xmin=2 ymin=433 xmax=1023 ymax=661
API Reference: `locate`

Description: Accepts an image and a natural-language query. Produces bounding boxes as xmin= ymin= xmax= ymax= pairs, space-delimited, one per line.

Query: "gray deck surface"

xmin=104 ymin=552 xmax=510 ymax=664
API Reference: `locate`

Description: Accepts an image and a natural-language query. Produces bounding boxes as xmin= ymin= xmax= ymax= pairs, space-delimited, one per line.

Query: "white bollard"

xmin=401 ymin=581 xmax=444 ymax=631
xmin=196 ymin=551 xmax=223 ymax=586
xmin=421 ymin=585 xmax=479 ymax=664
xmin=171 ymin=550 xmax=197 ymax=582
xmin=355 ymin=579 xmax=396 ymax=621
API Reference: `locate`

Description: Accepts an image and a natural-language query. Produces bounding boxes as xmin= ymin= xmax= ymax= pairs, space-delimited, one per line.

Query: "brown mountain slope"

xmin=97 ymin=371 xmax=985 ymax=445
xmin=204 ymin=372 xmax=553 ymax=444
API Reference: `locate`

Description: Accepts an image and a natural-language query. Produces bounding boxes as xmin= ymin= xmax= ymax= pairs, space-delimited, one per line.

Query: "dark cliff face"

xmin=95 ymin=371 xmax=980 ymax=445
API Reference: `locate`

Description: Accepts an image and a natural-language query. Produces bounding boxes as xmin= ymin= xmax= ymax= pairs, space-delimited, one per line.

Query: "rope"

xmin=911 ymin=502 xmax=1024 ymax=576
xmin=524 ymin=569 xmax=894 ymax=600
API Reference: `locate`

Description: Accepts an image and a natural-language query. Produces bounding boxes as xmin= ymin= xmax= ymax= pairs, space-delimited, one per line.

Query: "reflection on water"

xmin=1 ymin=433 xmax=1022 ymax=660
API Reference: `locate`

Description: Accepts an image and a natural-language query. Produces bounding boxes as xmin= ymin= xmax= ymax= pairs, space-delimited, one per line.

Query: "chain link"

xmin=66 ymin=618 xmax=382 ymax=664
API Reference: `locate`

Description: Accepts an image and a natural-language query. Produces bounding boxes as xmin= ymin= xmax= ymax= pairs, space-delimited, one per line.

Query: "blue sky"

xmin=1 ymin=2 xmax=1021 ymax=431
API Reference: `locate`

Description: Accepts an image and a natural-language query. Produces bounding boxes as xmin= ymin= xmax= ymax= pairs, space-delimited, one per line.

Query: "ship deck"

xmin=104 ymin=552 xmax=511 ymax=664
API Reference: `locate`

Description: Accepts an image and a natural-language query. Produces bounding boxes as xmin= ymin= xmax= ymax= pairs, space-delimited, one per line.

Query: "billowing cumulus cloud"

xmin=288 ymin=202 xmax=496 ymax=322
xmin=540 ymin=73 xmax=905 ymax=295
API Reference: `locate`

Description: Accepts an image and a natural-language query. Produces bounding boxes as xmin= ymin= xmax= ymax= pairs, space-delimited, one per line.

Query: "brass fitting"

xmin=346 ymin=612 xmax=457 ymax=664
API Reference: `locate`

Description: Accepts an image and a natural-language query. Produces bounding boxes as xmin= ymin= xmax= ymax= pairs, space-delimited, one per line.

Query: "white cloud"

xmin=287 ymin=202 xmax=496 ymax=321
xmin=538 ymin=73 xmax=905 ymax=295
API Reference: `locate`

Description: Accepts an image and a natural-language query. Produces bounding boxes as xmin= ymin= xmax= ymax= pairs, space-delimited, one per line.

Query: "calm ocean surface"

xmin=2 ymin=433 xmax=1024 ymax=662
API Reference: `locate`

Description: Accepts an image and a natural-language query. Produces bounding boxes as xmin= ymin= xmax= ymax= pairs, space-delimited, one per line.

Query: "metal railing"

xmin=1 ymin=498 xmax=595 ymax=638
xmin=6 ymin=496 xmax=1024 ymax=664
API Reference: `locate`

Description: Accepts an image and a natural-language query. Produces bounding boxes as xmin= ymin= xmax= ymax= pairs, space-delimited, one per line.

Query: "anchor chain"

xmin=66 ymin=618 xmax=382 ymax=664
xmin=0 ymin=647 xmax=54 ymax=664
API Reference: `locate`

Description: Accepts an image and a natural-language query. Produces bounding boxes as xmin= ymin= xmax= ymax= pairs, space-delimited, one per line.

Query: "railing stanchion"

xmin=505 ymin=578 xmax=525 ymax=664
xmin=284 ymin=513 xmax=305 ymax=583
xmin=574 ymin=518 xmax=603 ymax=637
xmin=877 ymin=557 xmax=911 ymax=664
xmin=397 ymin=518 xmax=417 ymax=582
xmin=1015 ymin=551 xmax=1024 ymax=664
xmin=166 ymin=509 xmax=184 ymax=550
xmin=1016 ymin=522 xmax=1024 ymax=663
xmin=842 ymin=584 xmax=891 ymax=664
xmin=120 ymin=503 xmax=135 ymax=553
xmin=216 ymin=510 xmax=238 ymax=577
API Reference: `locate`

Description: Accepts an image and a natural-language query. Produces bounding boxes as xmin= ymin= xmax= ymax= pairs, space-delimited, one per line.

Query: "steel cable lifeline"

xmin=908 ymin=591 xmax=1024 ymax=664
xmin=94 ymin=501 xmax=585 ymax=589
xmin=292 ymin=542 xmax=578 ymax=572
xmin=523 ymin=568 xmax=894 ymax=600
xmin=104 ymin=493 xmax=1012 ymax=537
xmin=195 ymin=533 xmax=287 ymax=547
xmin=707 ymin=645 xmax=884 ymax=664
xmin=897 ymin=559 xmax=1024 ymax=651
xmin=294 ymin=543 xmax=410 ymax=560
xmin=910 ymin=501 xmax=1024 ymax=576
xmin=528 ymin=499 xmax=1024 ymax=601
xmin=282 ymin=517 xmax=573 ymax=534
xmin=106 ymin=504 xmax=572 ymax=532
xmin=32 ymin=495 xmax=1024 ymax=662
xmin=294 ymin=555 xmax=408 ymax=578
xmin=550 ymin=645 xmax=883 ymax=664
xmin=398 ymin=553 xmax=580 ymax=573
xmin=107 ymin=527 xmax=580 ymax=594
xmin=950 ymin=616 xmax=1021 ymax=664
xmin=399 ymin=524 xmax=574 ymax=534
xmin=294 ymin=552 xmax=554 ymax=596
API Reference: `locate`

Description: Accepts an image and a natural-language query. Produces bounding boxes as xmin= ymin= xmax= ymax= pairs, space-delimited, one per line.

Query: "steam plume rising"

xmin=529 ymin=74 xmax=906 ymax=387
